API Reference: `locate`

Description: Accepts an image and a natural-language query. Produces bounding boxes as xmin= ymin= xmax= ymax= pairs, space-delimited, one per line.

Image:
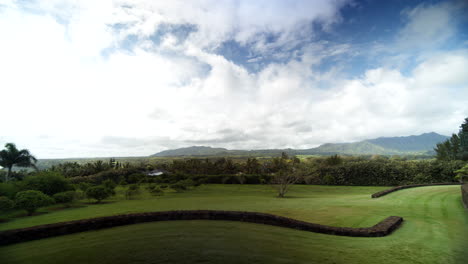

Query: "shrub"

xmin=170 ymin=181 xmax=188 ymax=192
xmin=146 ymin=183 xmax=157 ymax=191
xmin=0 ymin=196 xmax=14 ymax=212
xmin=21 ymin=171 xmax=72 ymax=196
xmin=53 ymin=191 xmax=76 ymax=207
xmin=85 ymin=186 xmax=111 ymax=203
xmin=0 ymin=183 xmax=19 ymax=199
xmin=77 ymin=182 xmax=92 ymax=192
xmin=15 ymin=190 xmax=54 ymax=215
xmin=102 ymin=179 xmax=117 ymax=195
xmin=128 ymin=173 xmax=146 ymax=184
xmin=118 ymin=179 xmax=128 ymax=186
xmin=125 ymin=184 xmax=141 ymax=200
xmin=149 ymin=187 xmax=164 ymax=196
xmin=160 ymin=184 xmax=168 ymax=189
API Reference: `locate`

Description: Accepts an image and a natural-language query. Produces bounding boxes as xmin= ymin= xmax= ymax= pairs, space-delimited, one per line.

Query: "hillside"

xmin=366 ymin=132 xmax=448 ymax=152
xmin=303 ymin=141 xmax=400 ymax=155
xmin=152 ymin=146 xmax=232 ymax=157
xmin=150 ymin=132 xmax=449 ymax=157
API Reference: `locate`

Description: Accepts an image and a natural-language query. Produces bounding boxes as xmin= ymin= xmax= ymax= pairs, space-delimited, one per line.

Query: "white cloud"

xmin=0 ymin=1 xmax=467 ymax=158
xmin=397 ymin=1 xmax=456 ymax=49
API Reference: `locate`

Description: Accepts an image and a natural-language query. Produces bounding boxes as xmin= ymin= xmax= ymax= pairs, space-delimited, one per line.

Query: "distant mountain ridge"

xmin=150 ymin=132 xmax=449 ymax=157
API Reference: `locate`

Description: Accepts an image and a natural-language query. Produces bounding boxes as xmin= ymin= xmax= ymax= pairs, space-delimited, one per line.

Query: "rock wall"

xmin=371 ymin=183 xmax=460 ymax=198
xmin=0 ymin=210 xmax=403 ymax=246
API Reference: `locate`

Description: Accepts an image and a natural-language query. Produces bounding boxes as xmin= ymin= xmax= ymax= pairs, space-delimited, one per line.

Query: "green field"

xmin=1 ymin=185 xmax=467 ymax=264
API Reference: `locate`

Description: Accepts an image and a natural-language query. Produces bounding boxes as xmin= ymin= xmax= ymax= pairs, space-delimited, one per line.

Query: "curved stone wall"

xmin=371 ymin=183 xmax=460 ymax=198
xmin=0 ymin=210 xmax=403 ymax=246
xmin=462 ymin=184 xmax=468 ymax=209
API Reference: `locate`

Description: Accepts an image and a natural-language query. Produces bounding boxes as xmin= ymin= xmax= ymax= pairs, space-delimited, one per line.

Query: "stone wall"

xmin=0 ymin=210 xmax=403 ymax=246
xmin=371 ymin=183 xmax=460 ymax=198
xmin=462 ymin=184 xmax=468 ymax=209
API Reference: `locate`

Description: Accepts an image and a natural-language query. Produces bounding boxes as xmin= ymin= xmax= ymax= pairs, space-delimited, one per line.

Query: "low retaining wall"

xmin=0 ymin=210 xmax=403 ymax=246
xmin=462 ymin=184 xmax=468 ymax=209
xmin=371 ymin=183 xmax=460 ymax=198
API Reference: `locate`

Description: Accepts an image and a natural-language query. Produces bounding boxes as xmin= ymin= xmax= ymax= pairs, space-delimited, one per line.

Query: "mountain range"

xmin=151 ymin=132 xmax=449 ymax=157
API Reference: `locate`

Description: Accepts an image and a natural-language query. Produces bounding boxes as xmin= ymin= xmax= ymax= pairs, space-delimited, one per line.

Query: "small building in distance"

xmin=146 ymin=169 xmax=169 ymax=177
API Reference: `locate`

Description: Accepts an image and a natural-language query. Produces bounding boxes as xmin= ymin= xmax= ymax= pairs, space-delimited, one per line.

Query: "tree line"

xmin=435 ymin=118 xmax=468 ymax=161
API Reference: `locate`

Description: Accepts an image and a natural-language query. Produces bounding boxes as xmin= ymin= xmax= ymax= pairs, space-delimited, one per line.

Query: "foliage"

xmin=102 ymin=179 xmax=117 ymax=195
xmin=15 ymin=190 xmax=54 ymax=215
xmin=435 ymin=118 xmax=468 ymax=161
xmin=170 ymin=183 xmax=187 ymax=192
xmin=21 ymin=171 xmax=72 ymax=196
xmin=85 ymin=186 xmax=112 ymax=203
xmin=270 ymin=154 xmax=304 ymax=197
xmin=324 ymin=154 xmax=343 ymax=166
xmin=128 ymin=173 xmax=146 ymax=184
xmin=170 ymin=182 xmax=188 ymax=192
xmin=149 ymin=187 xmax=164 ymax=196
xmin=455 ymin=164 xmax=468 ymax=183
xmin=77 ymin=182 xmax=92 ymax=192
xmin=53 ymin=191 xmax=77 ymax=207
xmin=0 ymin=196 xmax=14 ymax=211
xmin=125 ymin=184 xmax=141 ymax=200
xmin=67 ymin=167 xmax=142 ymax=185
xmin=0 ymin=182 xmax=19 ymax=199
xmin=118 ymin=178 xmax=128 ymax=185
xmin=0 ymin=143 xmax=37 ymax=183
xmin=460 ymin=118 xmax=468 ymax=160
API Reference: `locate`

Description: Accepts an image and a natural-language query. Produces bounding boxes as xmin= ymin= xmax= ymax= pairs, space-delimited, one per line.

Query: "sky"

xmin=0 ymin=0 xmax=468 ymax=158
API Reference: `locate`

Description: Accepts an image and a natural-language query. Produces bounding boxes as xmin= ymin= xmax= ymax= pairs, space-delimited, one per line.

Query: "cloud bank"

xmin=0 ymin=0 xmax=467 ymax=158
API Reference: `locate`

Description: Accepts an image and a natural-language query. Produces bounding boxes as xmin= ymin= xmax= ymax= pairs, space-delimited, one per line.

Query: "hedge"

xmin=0 ymin=210 xmax=403 ymax=246
xmin=462 ymin=184 xmax=468 ymax=209
xmin=371 ymin=183 xmax=461 ymax=198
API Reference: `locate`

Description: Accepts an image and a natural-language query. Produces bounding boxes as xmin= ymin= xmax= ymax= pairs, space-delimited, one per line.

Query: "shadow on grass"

xmin=273 ymin=196 xmax=305 ymax=199
xmin=47 ymin=204 xmax=87 ymax=211
xmin=82 ymin=201 xmax=117 ymax=205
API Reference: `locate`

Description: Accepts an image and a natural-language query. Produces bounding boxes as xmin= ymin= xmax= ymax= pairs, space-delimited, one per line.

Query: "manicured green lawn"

xmin=1 ymin=185 xmax=467 ymax=264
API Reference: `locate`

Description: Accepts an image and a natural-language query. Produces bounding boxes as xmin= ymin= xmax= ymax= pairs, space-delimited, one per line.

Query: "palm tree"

xmin=0 ymin=143 xmax=37 ymax=182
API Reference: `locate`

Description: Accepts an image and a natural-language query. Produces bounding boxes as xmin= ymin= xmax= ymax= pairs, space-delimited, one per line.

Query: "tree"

xmin=86 ymin=186 xmax=112 ymax=203
xmin=0 ymin=143 xmax=37 ymax=183
xmin=460 ymin=118 xmax=468 ymax=160
xmin=53 ymin=191 xmax=77 ymax=207
xmin=435 ymin=118 xmax=468 ymax=161
xmin=245 ymin=158 xmax=261 ymax=174
xmin=0 ymin=196 xmax=14 ymax=212
xmin=15 ymin=190 xmax=54 ymax=216
xmin=455 ymin=164 xmax=468 ymax=183
xmin=21 ymin=171 xmax=72 ymax=196
xmin=271 ymin=154 xmax=304 ymax=198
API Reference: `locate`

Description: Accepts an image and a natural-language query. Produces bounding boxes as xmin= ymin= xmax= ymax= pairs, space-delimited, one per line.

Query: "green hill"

xmin=150 ymin=132 xmax=449 ymax=157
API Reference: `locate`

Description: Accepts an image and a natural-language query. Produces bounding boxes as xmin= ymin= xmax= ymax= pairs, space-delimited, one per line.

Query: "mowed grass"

xmin=1 ymin=185 xmax=467 ymax=264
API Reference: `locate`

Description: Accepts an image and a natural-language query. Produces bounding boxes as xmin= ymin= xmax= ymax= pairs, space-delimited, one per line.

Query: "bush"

xmin=128 ymin=173 xmax=146 ymax=184
xmin=170 ymin=182 xmax=188 ymax=192
xmin=15 ymin=190 xmax=54 ymax=215
xmin=21 ymin=171 xmax=72 ymax=196
xmin=77 ymin=182 xmax=92 ymax=192
xmin=125 ymin=184 xmax=141 ymax=200
xmin=85 ymin=186 xmax=111 ymax=203
xmin=118 ymin=179 xmax=128 ymax=185
xmin=53 ymin=191 xmax=76 ymax=207
xmin=160 ymin=184 xmax=168 ymax=189
xmin=0 ymin=196 xmax=14 ymax=212
xmin=0 ymin=183 xmax=19 ymax=199
xmin=102 ymin=179 xmax=117 ymax=195
xmin=149 ymin=187 xmax=164 ymax=196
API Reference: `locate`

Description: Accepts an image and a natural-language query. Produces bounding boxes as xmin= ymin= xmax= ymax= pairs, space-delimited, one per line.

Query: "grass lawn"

xmin=0 ymin=184 xmax=467 ymax=263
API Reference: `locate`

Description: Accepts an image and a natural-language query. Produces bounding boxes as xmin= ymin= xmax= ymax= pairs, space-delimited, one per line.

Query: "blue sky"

xmin=0 ymin=0 xmax=467 ymax=158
